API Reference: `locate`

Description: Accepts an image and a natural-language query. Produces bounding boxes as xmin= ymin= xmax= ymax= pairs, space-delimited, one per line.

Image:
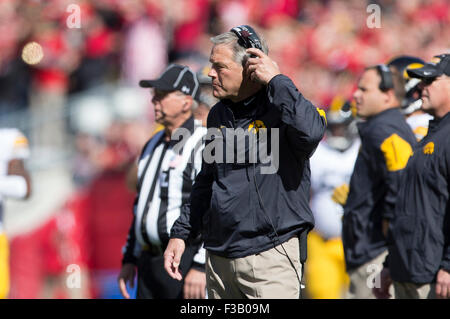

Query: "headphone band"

xmin=230 ymin=25 xmax=263 ymax=51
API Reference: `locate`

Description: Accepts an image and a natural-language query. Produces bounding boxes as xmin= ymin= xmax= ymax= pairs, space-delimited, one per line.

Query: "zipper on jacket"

xmin=227 ymin=107 xmax=237 ymax=128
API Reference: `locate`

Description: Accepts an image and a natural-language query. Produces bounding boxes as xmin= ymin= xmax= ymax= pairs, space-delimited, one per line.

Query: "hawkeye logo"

xmin=248 ymin=120 xmax=266 ymax=134
xmin=423 ymin=142 xmax=435 ymax=155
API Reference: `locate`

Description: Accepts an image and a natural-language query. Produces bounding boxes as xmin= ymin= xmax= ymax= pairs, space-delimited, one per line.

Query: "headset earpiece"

xmin=376 ymin=64 xmax=394 ymax=91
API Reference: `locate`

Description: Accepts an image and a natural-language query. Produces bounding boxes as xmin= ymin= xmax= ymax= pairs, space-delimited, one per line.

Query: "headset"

xmin=230 ymin=25 xmax=263 ymax=53
xmin=230 ymin=25 xmax=305 ymax=298
xmin=376 ymin=64 xmax=394 ymax=91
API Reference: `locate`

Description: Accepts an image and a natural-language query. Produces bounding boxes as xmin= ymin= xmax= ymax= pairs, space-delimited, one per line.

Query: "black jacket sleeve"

xmin=371 ymin=129 xmax=414 ymax=220
xmin=266 ymin=74 xmax=326 ymax=159
xmin=121 ymin=198 xmax=140 ymax=265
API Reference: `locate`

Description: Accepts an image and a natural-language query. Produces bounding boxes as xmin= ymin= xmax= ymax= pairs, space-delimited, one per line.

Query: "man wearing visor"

xmin=374 ymin=54 xmax=450 ymax=299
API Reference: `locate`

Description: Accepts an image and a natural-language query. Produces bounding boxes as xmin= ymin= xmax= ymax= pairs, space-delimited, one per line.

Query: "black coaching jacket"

xmin=388 ymin=112 xmax=450 ymax=284
xmin=342 ymin=108 xmax=417 ymax=271
xmin=170 ymin=74 xmax=326 ymax=258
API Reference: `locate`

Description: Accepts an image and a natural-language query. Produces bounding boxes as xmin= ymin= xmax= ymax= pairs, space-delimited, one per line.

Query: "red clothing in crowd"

xmin=172 ymin=0 xmax=210 ymax=52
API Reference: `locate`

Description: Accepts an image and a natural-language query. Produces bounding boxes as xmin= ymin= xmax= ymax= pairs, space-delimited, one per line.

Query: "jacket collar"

xmin=224 ymin=90 xmax=264 ymax=119
xmin=367 ymin=107 xmax=401 ymax=122
xmin=428 ymin=111 xmax=450 ymax=133
xmin=357 ymin=107 xmax=402 ymax=136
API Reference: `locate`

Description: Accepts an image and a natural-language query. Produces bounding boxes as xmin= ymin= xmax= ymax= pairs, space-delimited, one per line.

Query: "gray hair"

xmin=210 ymin=31 xmax=269 ymax=66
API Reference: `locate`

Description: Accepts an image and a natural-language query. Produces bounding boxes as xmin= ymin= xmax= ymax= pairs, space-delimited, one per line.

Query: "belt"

xmin=142 ymin=243 xmax=164 ymax=256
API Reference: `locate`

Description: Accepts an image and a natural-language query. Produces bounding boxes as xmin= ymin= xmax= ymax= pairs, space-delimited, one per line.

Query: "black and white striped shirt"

xmin=122 ymin=116 xmax=206 ymax=265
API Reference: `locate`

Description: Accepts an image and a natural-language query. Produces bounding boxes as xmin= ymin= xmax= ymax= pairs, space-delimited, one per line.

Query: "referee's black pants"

xmin=136 ymin=244 xmax=197 ymax=299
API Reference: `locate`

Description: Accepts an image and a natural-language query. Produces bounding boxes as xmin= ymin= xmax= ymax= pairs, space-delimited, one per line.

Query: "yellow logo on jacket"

xmin=380 ymin=134 xmax=413 ymax=171
xmin=423 ymin=142 xmax=434 ymax=155
xmin=248 ymin=120 xmax=266 ymax=133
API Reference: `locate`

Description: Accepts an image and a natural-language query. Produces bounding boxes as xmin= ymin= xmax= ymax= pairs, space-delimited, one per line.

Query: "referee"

xmin=118 ymin=64 xmax=207 ymax=299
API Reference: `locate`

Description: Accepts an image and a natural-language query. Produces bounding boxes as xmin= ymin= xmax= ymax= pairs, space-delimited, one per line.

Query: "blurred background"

xmin=1 ymin=0 xmax=449 ymax=299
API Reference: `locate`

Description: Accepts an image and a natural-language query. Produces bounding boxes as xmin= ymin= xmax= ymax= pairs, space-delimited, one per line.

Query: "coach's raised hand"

xmin=245 ymin=48 xmax=281 ymax=85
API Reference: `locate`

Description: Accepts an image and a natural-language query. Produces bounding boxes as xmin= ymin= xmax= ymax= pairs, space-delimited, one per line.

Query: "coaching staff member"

xmin=374 ymin=54 xmax=450 ymax=299
xmin=118 ymin=64 xmax=207 ymax=299
xmin=341 ymin=64 xmax=417 ymax=298
xmin=163 ymin=25 xmax=326 ymax=299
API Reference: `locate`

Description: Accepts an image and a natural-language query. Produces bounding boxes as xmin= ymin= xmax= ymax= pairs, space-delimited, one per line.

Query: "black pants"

xmin=136 ymin=244 xmax=197 ymax=299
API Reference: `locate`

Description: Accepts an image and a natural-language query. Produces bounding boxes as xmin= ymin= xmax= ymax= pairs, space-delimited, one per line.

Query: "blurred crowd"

xmin=0 ymin=0 xmax=449 ymax=299
xmin=1 ymin=0 xmax=449 ymax=112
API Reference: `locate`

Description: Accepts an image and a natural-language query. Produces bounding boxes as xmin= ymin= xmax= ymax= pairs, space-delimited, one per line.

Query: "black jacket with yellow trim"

xmin=388 ymin=112 xmax=450 ymax=284
xmin=170 ymin=74 xmax=326 ymax=258
xmin=343 ymin=107 xmax=417 ymax=271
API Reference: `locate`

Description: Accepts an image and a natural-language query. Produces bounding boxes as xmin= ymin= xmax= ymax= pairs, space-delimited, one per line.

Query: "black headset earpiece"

xmin=230 ymin=25 xmax=263 ymax=53
xmin=376 ymin=64 xmax=394 ymax=91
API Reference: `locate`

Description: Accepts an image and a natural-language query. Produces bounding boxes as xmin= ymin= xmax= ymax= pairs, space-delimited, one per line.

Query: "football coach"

xmin=163 ymin=25 xmax=326 ymax=299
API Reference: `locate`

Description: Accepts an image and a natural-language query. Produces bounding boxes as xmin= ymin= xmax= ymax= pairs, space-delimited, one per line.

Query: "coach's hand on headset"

xmin=244 ymin=48 xmax=281 ymax=85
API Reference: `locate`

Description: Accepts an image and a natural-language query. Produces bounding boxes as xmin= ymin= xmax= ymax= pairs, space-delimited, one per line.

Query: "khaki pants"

xmin=346 ymin=250 xmax=394 ymax=299
xmin=206 ymin=237 xmax=302 ymax=299
xmin=393 ymin=282 xmax=436 ymax=299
